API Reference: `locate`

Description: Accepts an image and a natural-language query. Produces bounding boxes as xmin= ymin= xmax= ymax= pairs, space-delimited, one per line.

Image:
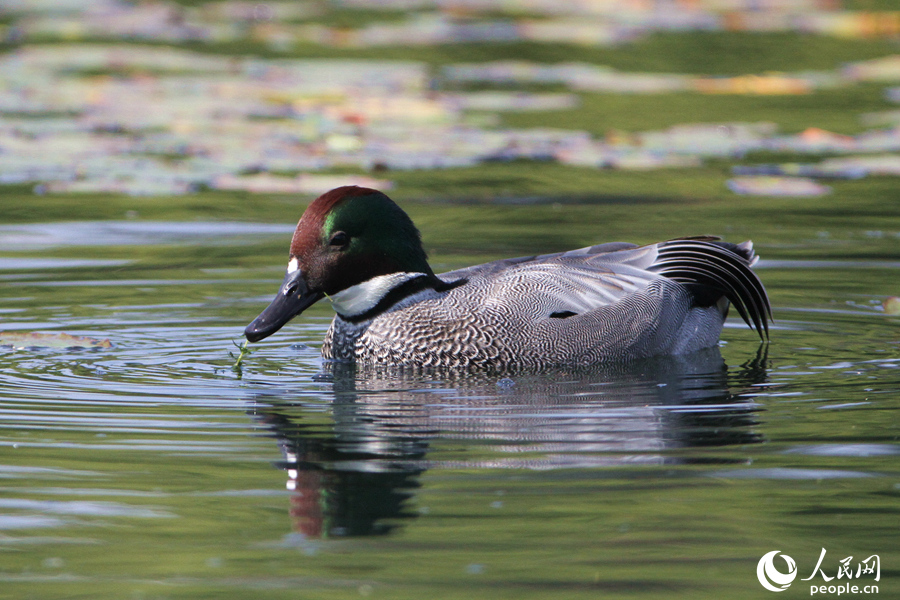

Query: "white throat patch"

xmin=330 ymin=272 xmax=427 ymax=318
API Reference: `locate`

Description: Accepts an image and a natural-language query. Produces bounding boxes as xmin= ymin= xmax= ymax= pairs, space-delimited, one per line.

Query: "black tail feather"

xmin=651 ymin=240 xmax=772 ymax=341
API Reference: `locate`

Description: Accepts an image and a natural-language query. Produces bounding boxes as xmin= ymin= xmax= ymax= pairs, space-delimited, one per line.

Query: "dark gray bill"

xmin=244 ymin=269 xmax=324 ymax=342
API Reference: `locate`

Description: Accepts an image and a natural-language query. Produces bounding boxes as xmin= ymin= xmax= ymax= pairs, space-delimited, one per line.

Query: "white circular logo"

xmin=757 ymin=550 xmax=798 ymax=592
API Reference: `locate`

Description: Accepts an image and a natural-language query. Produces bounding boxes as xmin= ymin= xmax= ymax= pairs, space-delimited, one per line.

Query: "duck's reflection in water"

xmin=250 ymin=347 xmax=767 ymax=538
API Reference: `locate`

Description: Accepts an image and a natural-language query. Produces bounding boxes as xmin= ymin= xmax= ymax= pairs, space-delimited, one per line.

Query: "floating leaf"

xmin=884 ymin=296 xmax=900 ymax=316
xmin=0 ymin=331 xmax=112 ymax=350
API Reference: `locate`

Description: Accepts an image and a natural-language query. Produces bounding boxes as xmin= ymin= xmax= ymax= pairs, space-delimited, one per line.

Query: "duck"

xmin=245 ymin=186 xmax=771 ymax=369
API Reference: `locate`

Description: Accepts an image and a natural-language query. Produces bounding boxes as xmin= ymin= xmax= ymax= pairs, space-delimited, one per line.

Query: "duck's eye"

xmin=329 ymin=231 xmax=350 ymax=248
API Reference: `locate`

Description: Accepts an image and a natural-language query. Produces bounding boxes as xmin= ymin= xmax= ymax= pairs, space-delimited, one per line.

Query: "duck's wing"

xmin=438 ymin=238 xmax=771 ymax=340
xmin=437 ymin=243 xmax=659 ymax=318
xmin=437 ymin=241 xmax=640 ymax=281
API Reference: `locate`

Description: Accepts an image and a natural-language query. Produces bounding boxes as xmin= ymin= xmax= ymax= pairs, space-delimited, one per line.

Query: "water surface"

xmin=0 ymin=210 xmax=897 ymax=599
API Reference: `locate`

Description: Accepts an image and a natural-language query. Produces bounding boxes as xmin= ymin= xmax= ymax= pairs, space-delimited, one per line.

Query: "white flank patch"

xmin=287 ymin=257 xmax=299 ymax=274
xmin=330 ymin=272 xmax=427 ymax=318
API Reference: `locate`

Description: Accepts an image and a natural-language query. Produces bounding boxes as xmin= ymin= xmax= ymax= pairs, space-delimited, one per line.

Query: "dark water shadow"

xmin=249 ymin=346 xmax=768 ymax=538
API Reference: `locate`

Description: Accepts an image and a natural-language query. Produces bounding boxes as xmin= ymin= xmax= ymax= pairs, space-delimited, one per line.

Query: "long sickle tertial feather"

xmin=651 ymin=240 xmax=772 ymax=340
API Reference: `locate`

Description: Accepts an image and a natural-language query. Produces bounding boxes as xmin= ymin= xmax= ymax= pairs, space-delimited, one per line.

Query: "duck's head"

xmin=244 ymin=186 xmax=435 ymax=342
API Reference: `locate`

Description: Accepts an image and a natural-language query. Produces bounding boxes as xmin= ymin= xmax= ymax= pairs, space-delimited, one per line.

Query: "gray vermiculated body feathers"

xmin=322 ymin=238 xmax=771 ymax=369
